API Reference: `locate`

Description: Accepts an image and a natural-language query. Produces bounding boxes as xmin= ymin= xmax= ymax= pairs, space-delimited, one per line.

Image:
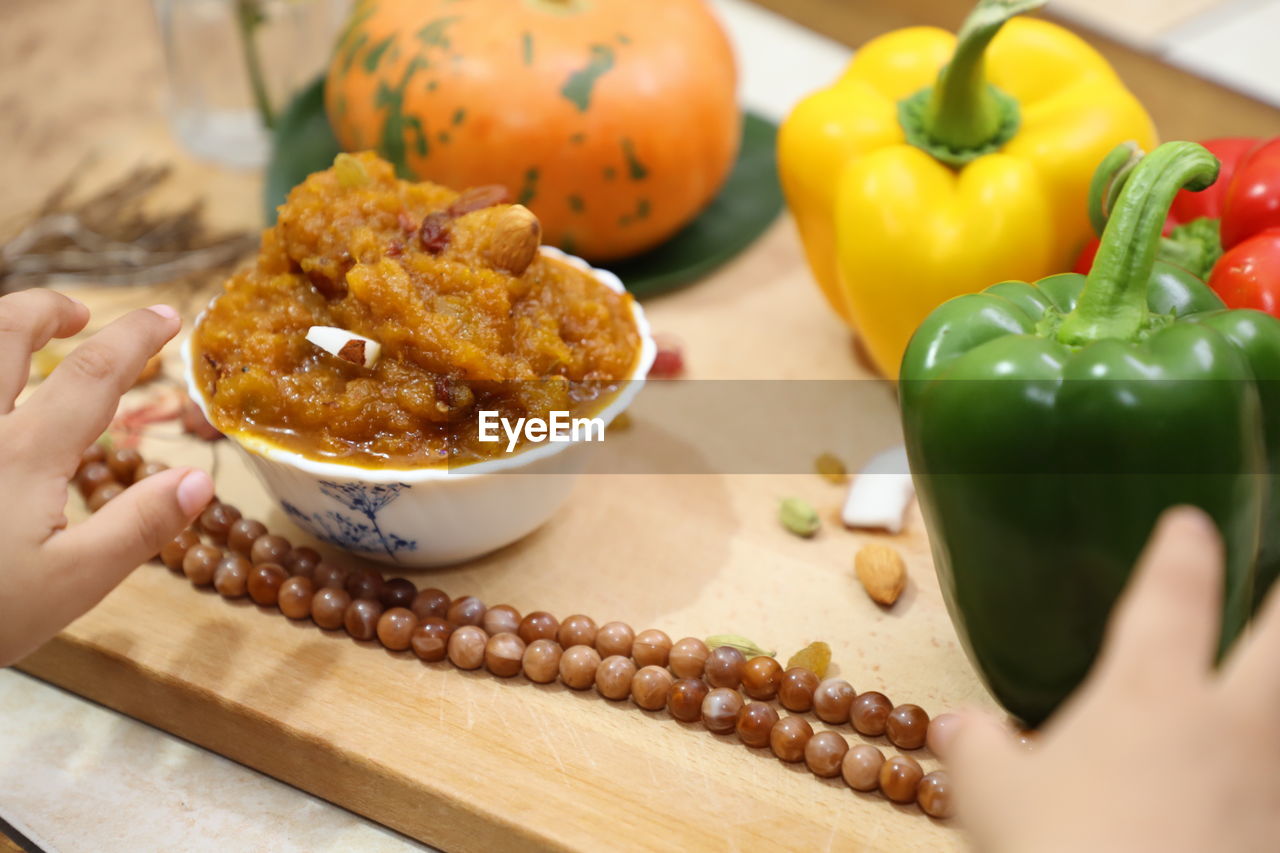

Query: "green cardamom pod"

xmin=779 ymin=496 xmax=820 ymax=538
xmin=706 ymin=634 xmax=776 ymax=659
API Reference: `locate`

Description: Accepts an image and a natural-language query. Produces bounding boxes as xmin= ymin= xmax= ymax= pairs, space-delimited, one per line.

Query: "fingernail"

xmin=1164 ymin=504 xmax=1215 ymax=536
xmin=926 ymin=712 xmax=962 ymax=757
xmin=176 ymin=469 xmax=214 ymax=516
xmin=146 ymin=304 xmax=181 ymax=323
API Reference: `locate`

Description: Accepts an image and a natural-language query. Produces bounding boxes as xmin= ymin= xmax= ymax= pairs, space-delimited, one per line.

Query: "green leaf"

xmin=262 ymin=77 xmax=340 ymax=224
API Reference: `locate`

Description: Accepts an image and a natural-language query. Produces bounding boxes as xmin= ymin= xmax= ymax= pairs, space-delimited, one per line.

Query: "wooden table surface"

xmin=2 ymin=2 xmax=1277 ymax=852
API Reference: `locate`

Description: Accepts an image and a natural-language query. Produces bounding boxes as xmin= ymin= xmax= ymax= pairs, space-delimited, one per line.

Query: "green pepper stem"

xmin=1086 ymin=142 xmax=1144 ymax=237
xmin=922 ymin=0 xmax=1043 ymax=150
xmin=1058 ymin=142 xmax=1220 ymax=346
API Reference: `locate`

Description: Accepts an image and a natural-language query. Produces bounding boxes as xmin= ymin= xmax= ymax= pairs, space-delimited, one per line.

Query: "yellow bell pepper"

xmin=778 ymin=0 xmax=1157 ymax=378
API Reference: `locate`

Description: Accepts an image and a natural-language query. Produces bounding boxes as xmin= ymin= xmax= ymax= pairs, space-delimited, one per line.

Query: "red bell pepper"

xmin=1075 ymin=137 xmax=1280 ymax=316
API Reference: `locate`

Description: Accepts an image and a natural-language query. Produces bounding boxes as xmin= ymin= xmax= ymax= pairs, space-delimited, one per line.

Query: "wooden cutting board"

xmin=18 ymin=214 xmax=996 ymax=852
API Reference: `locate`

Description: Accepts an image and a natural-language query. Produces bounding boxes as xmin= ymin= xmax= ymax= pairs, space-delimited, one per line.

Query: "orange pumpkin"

xmin=325 ymin=0 xmax=740 ymax=261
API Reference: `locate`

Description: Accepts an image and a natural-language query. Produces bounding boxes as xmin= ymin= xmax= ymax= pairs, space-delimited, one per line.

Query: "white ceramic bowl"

xmin=184 ymin=246 xmax=655 ymax=568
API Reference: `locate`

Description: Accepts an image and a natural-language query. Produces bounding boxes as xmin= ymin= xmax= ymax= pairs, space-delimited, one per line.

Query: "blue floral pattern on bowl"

xmin=282 ymin=480 xmax=417 ymax=562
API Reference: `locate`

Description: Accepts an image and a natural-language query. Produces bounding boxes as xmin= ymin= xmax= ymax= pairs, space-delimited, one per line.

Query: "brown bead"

xmin=741 ymin=656 xmax=783 ymax=700
xmin=247 ymin=563 xmax=287 ymax=606
xmin=595 ymin=655 xmax=637 ymax=700
xmin=345 ymin=568 xmax=386 ymax=602
xmin=76 ymin=461 xmax=114 ymax=498
xmin=669 ymin=637 xmax=710 ymax=678
xmin=705 ymin=645 xmax=746 ymax=689
xmin=631 ymin=665 xmax=674 ymax=711
xmin=87 ymin=481 xmax=124 ymax=511
xmin=284 ymin=546 xmax=320 ymax=578
xmin=736 ymin=701 xmax=780 ymax=748
xmin=482 ymin=604 xmax=522 ymax=637
xmin=595 ymin=621 xmax=635 ymax=658
xmin=558 ymin=644 xmax=601 ymax=689
xmin=448 ymin=625 xmax=487 ymax=670
xmin=446 ymin=595 xmax=486 ymax=627
xmin=411 ymin=587 xmax=451 ymax=621
xmin=522 ymin=638 xmax=563 ymax=683
xmin=213 ymin=554 xmax=251 ymax=598
xmin=778 ymin=667 xmax=820 ymax=712
xmin=311 ymin=587 xmax=351 ymax=630
xmin=851 ymin=691 xmax=893 ymax=737
xmin=312 ymin=562 xmax=349 ymax=590
xmin=518 ymin=611 xmax=559 ymax=644
xmin=106 ymin=447 xmax=142 ymax=482
xmin=886 ymin=704 xmax=930 ymax=750
xmin=813 ymin=678 xmax=856 ymax=725
xmin=344 ymin=598 xmax=383 ymax=641
xmin=160 ymin=528 xmax=201 ymax=570
xmin=557 ymin=614 xmax=597 ymax=648
xmin=277 ymin=576 xmax=315 ymax=620
xmin=410 ymin=617 xmax=454 ymax=662
xmin=182 ymin=544 xmax=222 ymax=586
xmin=377 ymin=607 xmax=417 ymax=651
xmin=770 ymin=715 xmax=813 ymax=763
xmin=917 ymin=771 xmax=953 ymax=819
xmin=879 ymin=754 xmax=924 ymax=804
xmin=381 ymin=577 xmax=417 ymax=609
xmin=667 ymin=678 xmax=710 ymax=723
xmin=632 ymin=629 xmax=672 ymax=668
xmin=250 ymin=534 xmax=291 ymax=567
xmin=197 ymin=502 xmax=240 ymax=543
xmin=841 ymin=744 xmax=885 ymax=792
xmin=227 ymin=518 xmax=267 ymax=555
xmin=700 ymin=687 xmax=745 ymax=735
xmin=927 ymin=713 xmax=960 ymax=756
xmin=484 ymin=632 xmax=526 ymax=677
xmin=805 ymin=731 xmax=849 ymax=778
xmin=133 ymin=460 xmax=168 ymax=481
xmin=80 ymin=442 xmax=106 ymax=467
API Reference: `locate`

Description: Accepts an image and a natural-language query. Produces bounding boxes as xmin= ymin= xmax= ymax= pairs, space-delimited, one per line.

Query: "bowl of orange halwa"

xmin=185 ymin=153 xmax=654 ymax=567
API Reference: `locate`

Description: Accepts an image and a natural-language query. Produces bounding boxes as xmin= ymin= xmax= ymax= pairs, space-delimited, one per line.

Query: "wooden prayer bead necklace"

xmin=75 ymin=444 xmax=959 ymax=820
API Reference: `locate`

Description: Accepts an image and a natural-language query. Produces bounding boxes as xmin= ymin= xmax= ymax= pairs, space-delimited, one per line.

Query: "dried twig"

xmin=0 ymin=163 xmax=255 ymax=293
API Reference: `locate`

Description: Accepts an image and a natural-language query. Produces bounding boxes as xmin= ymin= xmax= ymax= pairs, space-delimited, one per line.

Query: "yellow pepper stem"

xmin=1058 ymin=142 xmax=1219 ymax=345
xmin=899 ymin=0 xmax=1044 ymax=167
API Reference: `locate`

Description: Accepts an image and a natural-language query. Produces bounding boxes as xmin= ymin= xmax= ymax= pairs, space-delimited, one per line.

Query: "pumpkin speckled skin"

xmin=325 ymin=0 xmax=741 ymax=261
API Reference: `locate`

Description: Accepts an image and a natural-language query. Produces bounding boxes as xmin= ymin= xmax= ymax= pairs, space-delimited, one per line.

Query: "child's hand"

xmin=0 ymin=290 xmax=213 ymax=666
xmin=943 ymin=507 xmax=1280 ymax=852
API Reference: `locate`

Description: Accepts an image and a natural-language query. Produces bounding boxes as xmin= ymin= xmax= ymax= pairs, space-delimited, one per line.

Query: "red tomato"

xmin=1221 ymin=139 xmax=1280 ymax=250
xmin=1209 ymin=229 xmax=1280 ymax=313
xmin=1169 ymin=137 xmax=1258 ymax=225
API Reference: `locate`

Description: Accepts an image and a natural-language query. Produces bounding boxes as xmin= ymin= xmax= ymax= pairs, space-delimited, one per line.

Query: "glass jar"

xmin=153 ymin=0 xmax=347 ymax=169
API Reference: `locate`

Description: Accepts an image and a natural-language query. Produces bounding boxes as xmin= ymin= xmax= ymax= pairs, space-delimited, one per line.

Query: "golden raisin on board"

xmin=814 ymin=452 xmax=848 ymax=485
xmin=786 ymin=641 xmax=831 ymax=679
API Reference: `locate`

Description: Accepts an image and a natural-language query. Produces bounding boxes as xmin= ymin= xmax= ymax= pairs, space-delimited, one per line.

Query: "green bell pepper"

xmin=900 ymin=141 xmax=1280 ymax=726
